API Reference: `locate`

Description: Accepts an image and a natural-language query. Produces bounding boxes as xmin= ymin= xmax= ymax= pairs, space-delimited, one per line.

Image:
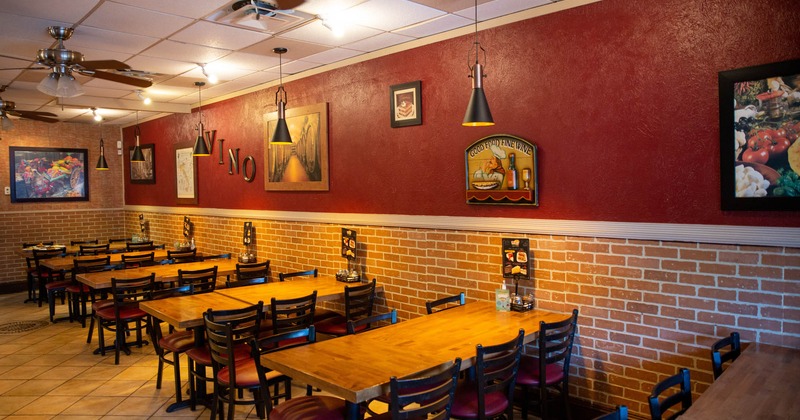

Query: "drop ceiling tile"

xmin=392 ymin=14 xmax=472 ymax=38
xmin=282 ymin=60 xmax=322 ymax=75
xmin=410 ymin=0 xmax=493 ymax=13
xmin=209 ymin=52 xmax=281 ymax=72
xmin=348 ymin=0 xmax=445 ymax=31
xmin=240 ymin=38 xmax=329 ymax=61
xmin=294 ymin=0 xmax=369 ymax=16
xmin=1 ymin=82 xmax=55 ymax=106
xmin=38 ymin=105 xmax=86 ymax=118
xmin=68 ymin=27 xmax=159 ymax=55
xmin=76 ymin=84 xmax=134 ymax=99
xmin=141 ymin=40 xmax=232 ymax=65
xmin=0 ymin=13 xmax=70 ymax=42
xmin=110 ymin=0 xmax=230 ymax=19
xmin=82 ymin=2 xmax=194 ymax=38
xmin=14 ymin=70 xmax=52 ymax=84
xmin=280 ymin=20 xmax=382 ymax=47
xmin=344 ymin=32 xmax=415 ymax=52
xmin=0 ymin=0 xmax=100 ymax=23
xmin=455 ymin=0 xmax=553 ymax=20
xmin=302 ymin=47 xmax=363 ymax=64
xmin=123 ymin=56 xmax=198 ymax=76
xmin=170 ymin=21 xmax=270 ymax=51
xmin=0 ymin=36 xmax=53 ymax=62
xmin=125 ymin=86 xmax=197 ymax=101
xmin=182 ymin=66 xmax=258 ymax=84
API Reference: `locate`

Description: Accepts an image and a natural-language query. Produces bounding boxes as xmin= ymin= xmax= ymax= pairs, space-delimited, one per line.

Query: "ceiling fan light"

xmin=37 ymin=72 xmax=60 ymax=96
xmin=56 ymin=73 xmax=84 ymax=98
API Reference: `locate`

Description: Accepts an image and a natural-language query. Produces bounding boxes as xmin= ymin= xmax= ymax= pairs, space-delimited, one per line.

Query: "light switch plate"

xmin=4 ymin=186 xmax=10 ymax=195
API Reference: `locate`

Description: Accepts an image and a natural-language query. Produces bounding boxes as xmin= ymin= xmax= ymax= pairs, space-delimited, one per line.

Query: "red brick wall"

xmin=0 ymin=120 xmax=125 ymax=288
xmin=126 ymin=209 xmax=799 ymax=417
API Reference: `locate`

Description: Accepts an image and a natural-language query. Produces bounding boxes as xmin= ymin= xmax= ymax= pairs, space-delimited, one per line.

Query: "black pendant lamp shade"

xmin=192 ymin=81 xmax=211 ymax=156
xmin=96 ymin=136 xmax=109 ymax=170
xmin=462 ymin=0 xmax=494 ymax=127
xmin=131 ymin=122 xmax=145 ymax=162
xmin=270 ymin=47 xmax=293 ymax=145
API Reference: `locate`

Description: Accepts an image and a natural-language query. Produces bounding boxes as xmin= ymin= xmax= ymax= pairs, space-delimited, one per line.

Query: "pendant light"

xmin=96 ymin=124 xmax=109 ymax=170
xmin=131 ymin=111 xmax=145 ymax=162
xmin=270 ymin=47 xmax=292 ymax=144
xmin=192 ymin=81 xmax=211 ymax=156
xmin=462 ymin=0 xmax=494 ymax=127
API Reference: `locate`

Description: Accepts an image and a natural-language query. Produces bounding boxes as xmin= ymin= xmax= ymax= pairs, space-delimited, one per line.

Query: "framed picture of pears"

xmin=465 ymin=134 xmax=538 ymax=205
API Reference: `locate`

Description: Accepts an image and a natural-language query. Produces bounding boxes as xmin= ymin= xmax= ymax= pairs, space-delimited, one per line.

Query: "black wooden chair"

xmin=648 ymin=368 xmax=692 ymax=420
xmin=67 ymin=255 xmax=111 ymax=327
xmin=593 ymin=405 xmax=628 ymax=420
xmin=168 ymin=248 xmax=198 ymax=264
xmin=71 ymin=239 xmax=99 ymax=246
xmin=96 ymin=274 xmax=155 ymax=364
xmin=315 ymin=279 xmax=377 ymax=336
xmin=346 ymin=309 xmax=397 ymax=335
xmin=23 ymin=242 xmax=54 ymax=304
xmin=370 ymin=357 xmax=462 ymax=420
xmin=711 ymin=332 xmax=741 ymax=380
xmin=34 ymin=247 xmax=69 ymax=321
xmin=278 ymin=268 xmax=339 ymax=322
xmin=126 ymin=241 xmax=155 ymax=252
xmin=79 ymin=243 xmax=110 ymax=255
xmin=426 ymin=292 xmax=466 ymax=314
xmin=121 ymin=251 xmax=155 ymax=268
xmin=515 ymin=309 xmax=579 ymax=420
xmin=227 ymin=261 xmax=270 ymax=287
xmin=270 ymin=291 xmax=318 ymax=335
xmin=451 ymin=329 xmax=525 ymax=420
xmin=204 ymin=302 xmax=265 ymax=420
xmin=148 ymin=284 xmax=195 ymax=407
xmin=178 ymin=266 xmax=218 ymax=293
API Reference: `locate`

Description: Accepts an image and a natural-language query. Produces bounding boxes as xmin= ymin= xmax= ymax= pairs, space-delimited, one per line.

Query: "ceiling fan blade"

xmin=274 ymin=0 xmax=305 ymax=9
xmin=0 ymin=66 xmax=48 ymax=71
xmin=10 ymin=110 xmax=59 ymax=123
xmin=80 ymin=69 xmax=153 ymax=88
xmin=80 ymin=60 xmax=131 ymax=70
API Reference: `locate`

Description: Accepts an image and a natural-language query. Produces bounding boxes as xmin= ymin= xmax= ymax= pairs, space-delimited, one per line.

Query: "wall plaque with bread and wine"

xmin=465 ymin=134 xmax=538 ymax=205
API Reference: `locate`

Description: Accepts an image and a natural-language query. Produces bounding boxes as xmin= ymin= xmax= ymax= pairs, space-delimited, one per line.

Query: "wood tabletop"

xmin=216 ymin=277 xmax=378 ymax=305
xmin=41 ymin=250 xmax=171 ymax=271
xmin=260 ymin=301 xmax=570 ymax=405
xmin=75 ymin=258 xmax=239 ymax=289
xmin=681 ymin=343 xmax=800 ymax=419
xmin=140 ymin=291 xmax=250 ymax=329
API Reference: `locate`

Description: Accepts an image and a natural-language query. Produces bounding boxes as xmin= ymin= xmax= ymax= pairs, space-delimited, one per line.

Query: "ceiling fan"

xmin=2 ymin=26 xmax=152 ymax=97
xmin=0 ymin=85 xmax=58 ymax=130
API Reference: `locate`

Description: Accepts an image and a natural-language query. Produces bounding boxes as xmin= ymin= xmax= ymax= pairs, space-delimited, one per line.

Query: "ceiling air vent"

xmin=207 ymin=0 xmax=314 ymax=33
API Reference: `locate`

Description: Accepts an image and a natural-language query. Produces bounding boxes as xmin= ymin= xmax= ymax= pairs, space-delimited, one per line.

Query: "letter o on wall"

xmin=243 ymin=155 xmax=256 ymax=182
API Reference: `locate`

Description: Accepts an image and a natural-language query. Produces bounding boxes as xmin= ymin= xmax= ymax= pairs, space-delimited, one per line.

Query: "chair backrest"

xmin=593 ymin=405 xmax=628 ymax=420
xmin=474 ymin=329 xmax=525 ymax=419
xmin=270 ymin=291 xmax=317 ymax=334
xmin=236 ymin=260 xmax=270 ymax=281
xmin=71 ymin=239 xmax=98 ymax=246
xmin=388 ymin=357 xmax=462 ymax=420
xmin=167 ymin=249 xmax=198 ymax=264
xmin=648 ymin=368 xmax=692 ymax=420
xmin=121 ymin=251 xmax=155 ymax=268
xmin=426 ymin=292 xmax=466 ymax=314
xmin=253 ymin=325 xmax=317 ymax=355
xmin=178 ymin=266 xmax=218 ymax=293
xmin=226 ymin=276 xmax=267 ymax=288
xmin=346 ymin=309 xmax=397 ymax=335
xmin=278 ymin=268 xmax=317 ymax=282
xmin=204 ymin=302 xmax=264 ymax=379
xmin=535 ymin=309 xmax=579 ymax=383
xmin=108 ymin=238 xmax=128 ymax=244
xmin=126 ymin=241 xmax=155 ymax=251
xmin=72 ymin=255 xmax=111 ymax=277
xmin=110 ymin=274 xmax=156 ymax=314
xmin=80 ymin=243 xmax=110 ymax=255
xmin=344 ymin=278 xmax=377 ymax=322
xmin=32 ymin=247 xmax=66 ymax=269
xmin=711 ymin=332 xmax=741 ymax=379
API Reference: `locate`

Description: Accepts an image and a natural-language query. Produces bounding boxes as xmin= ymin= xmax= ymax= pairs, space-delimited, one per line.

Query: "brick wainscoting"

xmin=123 ymin=209 xmax=799 ymax=417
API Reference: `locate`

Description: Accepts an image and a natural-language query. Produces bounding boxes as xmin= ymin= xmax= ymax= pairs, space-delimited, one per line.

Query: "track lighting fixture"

xmin=270 ymin=47 xmax=292 ymax=145
xmin=136 ymin=90 xmax=152 ymax=105
xmin=91 ymin=107 xmax=102 ymax=122
xmin=199 ymin=63 xmax=218 ymax=84
xmin=462 ymin=0 xmax=494 ymax=127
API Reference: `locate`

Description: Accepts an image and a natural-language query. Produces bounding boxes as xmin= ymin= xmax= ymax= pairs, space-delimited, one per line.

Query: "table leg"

xmin=345 ymin=401 xmax=362 ymax=420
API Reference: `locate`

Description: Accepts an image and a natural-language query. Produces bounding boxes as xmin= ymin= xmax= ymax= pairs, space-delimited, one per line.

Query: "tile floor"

xmin=0 ymin=291 xmax=312 ymax=419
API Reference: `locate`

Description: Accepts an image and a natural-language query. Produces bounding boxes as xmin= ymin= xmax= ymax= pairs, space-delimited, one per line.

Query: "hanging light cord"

xmin=134 ymin=111 xmax=141 ymax=145
xmin=468 ymin=1 xmax=487 ymax=73
xmin=275 ymin=51 xmax=287 ymax=106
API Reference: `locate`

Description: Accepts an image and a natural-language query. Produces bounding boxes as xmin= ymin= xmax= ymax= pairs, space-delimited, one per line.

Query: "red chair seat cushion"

xmin=65 ymin=284 xmax=91 ymax=294
xmin=450 ymin=380 xmax=510 ymax=419
xmin=270 ymin=396 xmax=346 ymax=420
xmin=314 ymin=316 xmax=348 ymax=335
xmin=314 ymin=308 xmax=342 ymax=322
xmin=185 ymin=343 xmax=251 ymax=366
xmin=159 ymin=330 xmax=195 ymax=353
xmin=95 ymin=306 xmax=147 ymax=321
xmin=92 ymin=299 xmax=113 ymax=311
xmin=45 ymin=280 xmax=71 ymax=290
xmin=216 ymin=358 xmax=288 ymax=387
xmin=515 ymin=356 xmax=565 ymax=386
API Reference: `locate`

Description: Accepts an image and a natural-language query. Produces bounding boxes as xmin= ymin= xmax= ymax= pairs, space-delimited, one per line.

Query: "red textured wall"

xmin=124 ymin=0 xmax=800 ymax=227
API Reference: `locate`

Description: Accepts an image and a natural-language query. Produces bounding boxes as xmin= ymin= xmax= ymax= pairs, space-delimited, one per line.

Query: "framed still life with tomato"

xmin=719 ymin=58 xmax=800 ymax=210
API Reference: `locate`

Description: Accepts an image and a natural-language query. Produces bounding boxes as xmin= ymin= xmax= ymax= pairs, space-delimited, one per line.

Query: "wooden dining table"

xmin=41 ymin=249 xmax=171 ymax=271
xmin=681 ymin=342 xmax=800 ymax=419
xmin=260 ymin=301 xmax=570 ymax=420
xmin=16 ymin=242 xmax=166 ymax=257
xmin=74 ymin=258 xmax=239 ymax=289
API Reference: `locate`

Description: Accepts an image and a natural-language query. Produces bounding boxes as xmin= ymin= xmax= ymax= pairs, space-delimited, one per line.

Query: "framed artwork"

xmin=175 ymin=145 xmax=198 ymax=204
xmin=129 ymin=144 xmax=155 ymax=184
xmin=9 ymin=146 xmax=89 ymax=202
xmin=264 ymin=102 xmax=329 ymax=191
xmin=390 ymin=81 xmax=422 ymax=127
xmin=465 ymin=134 xmax=539 ymax=206
xmin=719 ymin=59 xmax=800 ymax=210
